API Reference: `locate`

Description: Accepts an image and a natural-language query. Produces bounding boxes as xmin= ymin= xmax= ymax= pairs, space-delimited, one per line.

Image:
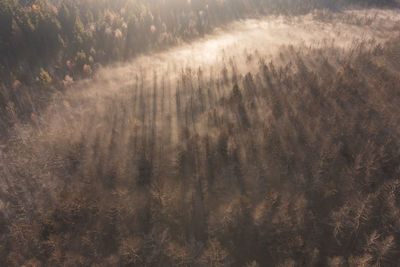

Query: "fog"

xmin=1 ymin=8 xmax=399 ymax=203
xmin=2 ymin=5 xmax=400 ymax=264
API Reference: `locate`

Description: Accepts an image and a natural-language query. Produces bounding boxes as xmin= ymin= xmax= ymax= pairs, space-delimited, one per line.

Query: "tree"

xmin=37 ymin=68 xmax=52 ymax=87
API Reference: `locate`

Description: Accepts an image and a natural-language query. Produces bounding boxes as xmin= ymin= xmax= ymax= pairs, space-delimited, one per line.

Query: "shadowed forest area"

xmin=1 ymin=0 xmax=400 ymax=266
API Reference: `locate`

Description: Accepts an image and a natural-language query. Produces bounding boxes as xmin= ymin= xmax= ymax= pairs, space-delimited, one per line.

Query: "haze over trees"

xmin=1 ymin=0 xmax=400 ymax=266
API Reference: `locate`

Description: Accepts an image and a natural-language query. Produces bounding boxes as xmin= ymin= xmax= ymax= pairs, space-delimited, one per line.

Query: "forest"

xmin=0 ymin=0 xmax=398 ymax=128
xmin=1 ymin=0 xmax=400 ymax=266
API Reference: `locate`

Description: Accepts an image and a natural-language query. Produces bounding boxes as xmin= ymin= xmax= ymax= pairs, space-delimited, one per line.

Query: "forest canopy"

xmin=1 ymin=0 xmax=400 ymax=266
xmin=1 ymin=0 xmax=398 ymax=128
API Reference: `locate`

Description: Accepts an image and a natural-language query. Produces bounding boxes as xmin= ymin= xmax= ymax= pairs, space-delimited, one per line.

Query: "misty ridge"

xmin=1 ymin=0 xmax=400 ymax=266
